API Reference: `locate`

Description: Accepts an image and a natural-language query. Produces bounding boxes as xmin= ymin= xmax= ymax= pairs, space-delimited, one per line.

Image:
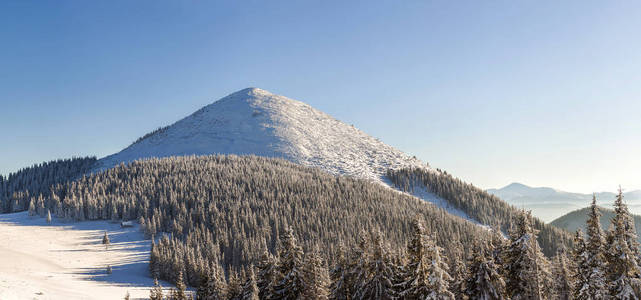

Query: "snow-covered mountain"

xmin=488 ymin=182 xmax=641 ymax=222
xmin=97 ymin=87 xmax=426 ymax=184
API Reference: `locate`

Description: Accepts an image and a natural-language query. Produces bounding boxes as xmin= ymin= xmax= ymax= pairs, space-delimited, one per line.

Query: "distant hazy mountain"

xmin=550 ymin=206 xmax=641 ymax=241
xmin=487 ymin=182 xmax=641 ymax=222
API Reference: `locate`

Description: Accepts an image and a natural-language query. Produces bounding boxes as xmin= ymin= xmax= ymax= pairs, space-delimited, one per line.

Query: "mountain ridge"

xmin=488 ymin=182 xmax=641 ymax=222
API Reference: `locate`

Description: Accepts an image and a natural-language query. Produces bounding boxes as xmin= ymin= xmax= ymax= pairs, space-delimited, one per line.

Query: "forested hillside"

xmin=386 ymin=167 xmax=573 ymax=256
xmin=551 ymin=205 xmax=641 ymax=241
xmin=166 ymin=188 xmax=641 ymax=300
xmin=24 ymin=154 xmax=494 ymax=286
xmin=0 ymin=157 xmax=96 ymax=213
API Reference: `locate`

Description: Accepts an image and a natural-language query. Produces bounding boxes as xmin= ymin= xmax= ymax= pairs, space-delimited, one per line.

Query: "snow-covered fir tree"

xmin=329 ymin=244 xmax=352 ymax=300
xmin=448 ymin=242 xmax=468 ymax=300
xmin=397 ymin=219 xmax=432 ymax=298
xmin=256 ymin=247 xmax=277 ymax=300
xmin=464 ymin=243 xmax=506 ymax=300
xmin=353 ymin=232 xmax=396 ymax=300
xmin=241 ymin=267 xmax=260 ymax=300
xmin=571 ymin=229 xmax=591 ymax=300
xmin=103 ymin=231 xmax=110 ymax=245
xmin=170 ymin=270 xmax=188 ymax=300
xmin=504 ymin=211 xmax=550 ymax=300
xmin=551 ymin=247 xmax=573 ymax=300
xmin=226 ymin=270 xmax=243 ymax=300
xmin=196 ymin=262 xmax=227 ymax=300
xmin=580 ymin=195 xmax=608 ymax=299
xmin=607 ymin=188 xmax=641 ymax=299
xmin=150 ymin=278 xmax=164 ymax=300
xmin=398 ymin=219 xmax=454 ymax=299
xmin=273 ymin=226 xmax=306 ymax=299
xmin=302 ymin=250 xmax=331 ymax=300
xmin=424 ymin=235 xmax=454 ymax=300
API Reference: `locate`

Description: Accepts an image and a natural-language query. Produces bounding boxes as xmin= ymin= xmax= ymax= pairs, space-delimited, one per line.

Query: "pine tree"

xmin=607 ymin=188 xmax=641 ymax=299
xmin=171 ymin=270 xmax=188 ymax=300
xmin=303 ymin=250 xmax=331 ymax=300
xmin=329 ymin=245 xmax=352 ymax=300
xmin=424 ymin=236 xmax=455 ymax=300
xmin=46 ymin=209 xmax=52 ymax=224
xmin=256 ymin=248 xmax=277 ymax=300
xmin=28 ymin=199 xmax=36 ymax=216
xmin=103 ymin=231 xmax=110 ymax=245
xmin=580 ymin=195 xmax=608 ymax=299
xmin=273 ymin=227 xmax=306 ymax=299
xmin=448 ymin=246 xmax=468 ymax=300
xmin=227 ymin=270 xmax=243 ymax=300
xmin=551 ymin=247 xmax=573 ymax=300
xmin=504 ymin=211 xmax=550 ymax=300
xmin=398 ymin=219 xmax=440 ymax=299
xmin=196 ymin=264 xmax=226 ymax=300
xmin=464 ymin=244 xmax=506 ymax=300
xmin=572 ymin=229 xmax=590 ymax=300
xmin=241 ymin=267 xmax=260 ymax=300
xmin=353 ymin=232 xmax=396 ymax=300
xmin=150 ymin=278 xmax=164 ymax=300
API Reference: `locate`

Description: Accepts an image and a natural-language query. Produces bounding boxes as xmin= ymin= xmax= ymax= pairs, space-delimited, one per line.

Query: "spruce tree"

xmin=241 ymin=267 xmax=260 ymax=300
xmin=581 ymin=195 xmax=608 ymax=299
xmin=607 ymin=188 xmax=641 ymax=298
xmin=28 ymin=199 xmax=35 ymax=216
xmin=398 ymin=219 xmax=448 ymax=299
xmin=256 ymin=248 xmax=277 ymax=300
xmin=464 ymin=244 xmax=506 ymax=300
xmin=303 ymin=250 xmax=331 ymax=300
xmin=103 ymin=231 xmax=110 ymax=245
xmin=504 ymin=211 xmax=550 ymax=300
xmin=273 ymin=227 xmax=306 ymax=299
xmin=572 ymin=229 xmax=590 ymax=300
xmin=227 ymin=270 xmax=243 ymax=300
xmin=424 ymin=236 xmax=454 ymax=300
xmin=551 ymin=247 xmax=573 ymax=300
xmin=448 ymin=244 xmax=468 ymax=300
xmin=150 ymin=278 xmax=164 ymax=300
xmin=353 ymin=232 xmax=396 ymax=300
xmin=329 ymin=245 xmax=352 ymax=300
xmin=171 ymin=270 xmax=188 ymax=300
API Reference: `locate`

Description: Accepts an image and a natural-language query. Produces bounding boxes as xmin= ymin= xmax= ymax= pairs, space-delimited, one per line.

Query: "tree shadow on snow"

xmin=0 ymin=211 xmax=160 ymax=288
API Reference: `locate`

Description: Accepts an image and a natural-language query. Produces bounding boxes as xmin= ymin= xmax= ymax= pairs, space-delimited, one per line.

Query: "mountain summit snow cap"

xmin=97 ymin=87 xmax=426 ymax=183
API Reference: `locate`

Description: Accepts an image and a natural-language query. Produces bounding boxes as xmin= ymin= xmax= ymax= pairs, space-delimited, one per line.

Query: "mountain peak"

xmin=97 ymin=88 xmax=426 ymax=183
xmin=228 ymin=87 xmax=272 ymax=98
xmin=503 ymin=182 xmax=529 ymax=189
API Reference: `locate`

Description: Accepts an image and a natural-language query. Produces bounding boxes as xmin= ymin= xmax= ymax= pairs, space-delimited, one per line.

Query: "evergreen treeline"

xmin=0 ymin=156 xmax=96 ymax=213
xmin=24 ymin=155 xmax=494 ymax=287
xmin=386 ymin=167 xmax=573 ymax=256
xmin=160 ymin=190 xmax=641 ymax=300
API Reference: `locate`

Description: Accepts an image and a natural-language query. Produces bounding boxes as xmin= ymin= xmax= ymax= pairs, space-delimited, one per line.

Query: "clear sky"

xmin=1 ymin=1 xmax=640 ymax=193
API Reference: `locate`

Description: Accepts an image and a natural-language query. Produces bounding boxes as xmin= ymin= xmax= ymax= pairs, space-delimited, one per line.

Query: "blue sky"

xmin=1 ymin=1 xmax=640 ymax=193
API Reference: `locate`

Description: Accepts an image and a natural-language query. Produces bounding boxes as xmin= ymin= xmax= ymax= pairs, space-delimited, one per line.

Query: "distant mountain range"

xmin=487 ymin=182 xmax=641 ymax=222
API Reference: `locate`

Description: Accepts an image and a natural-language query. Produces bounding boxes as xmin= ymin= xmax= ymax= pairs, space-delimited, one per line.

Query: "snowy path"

xmin=0 ymin=212 xmax=159 ymax=300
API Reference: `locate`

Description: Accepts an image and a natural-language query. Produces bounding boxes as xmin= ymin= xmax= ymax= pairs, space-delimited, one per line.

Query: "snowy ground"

xmin=0 ymin=212 xmax=163 ymax=300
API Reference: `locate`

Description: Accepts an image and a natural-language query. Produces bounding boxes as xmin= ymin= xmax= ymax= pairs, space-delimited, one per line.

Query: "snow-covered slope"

xmin=97 ymin=88 xmax=425 ymax=184
xmin=0 ymin=212 xmax=165 ymax=300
